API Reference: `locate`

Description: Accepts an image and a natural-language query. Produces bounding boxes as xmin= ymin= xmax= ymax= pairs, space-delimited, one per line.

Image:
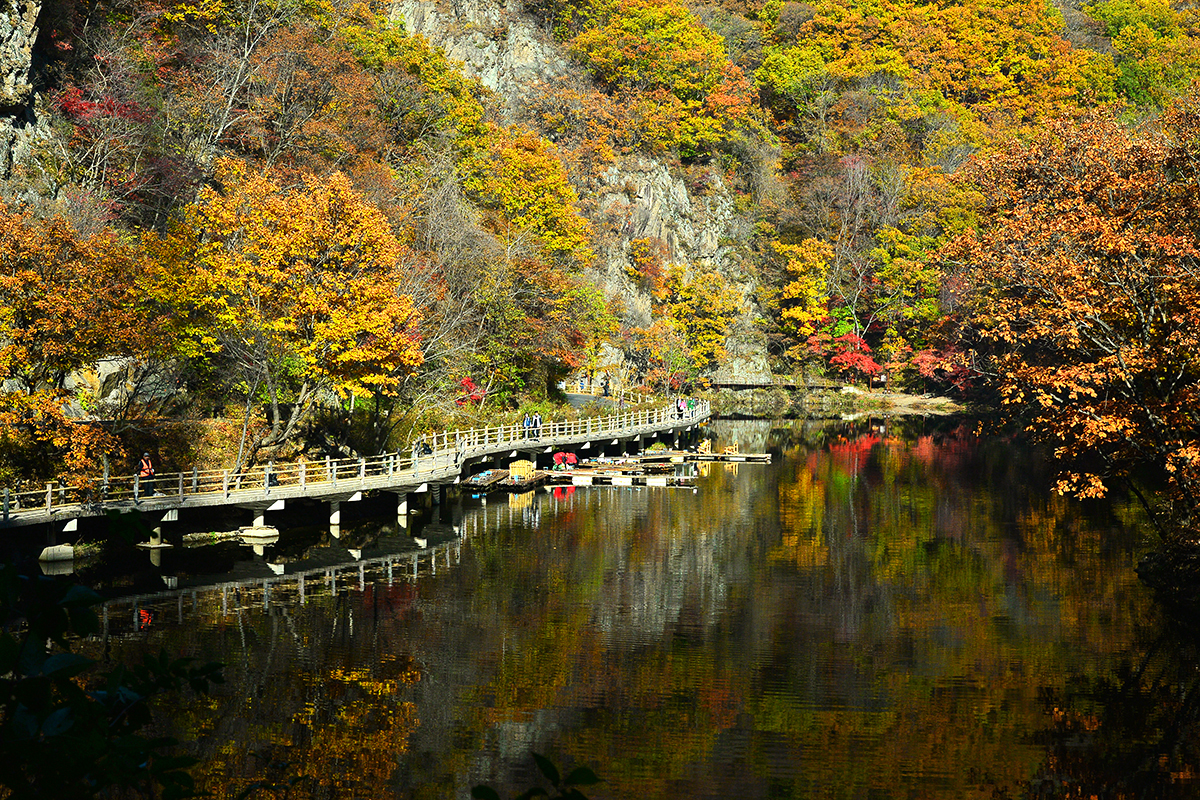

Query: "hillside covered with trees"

xmin=1 ymin=0 xmax=1198 ymax=543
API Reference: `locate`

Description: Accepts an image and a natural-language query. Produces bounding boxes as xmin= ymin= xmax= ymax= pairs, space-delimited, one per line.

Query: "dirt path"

xmin=842 ymin=387 xmax=965 ymax=415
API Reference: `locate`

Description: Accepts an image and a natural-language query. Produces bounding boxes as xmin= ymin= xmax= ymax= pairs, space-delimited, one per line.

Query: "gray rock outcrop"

xmin=392 ymin=0 xmax=573 ymax=119
xmin=0 ymin=0 xmax=43 ymax=179
xmin=0 ymin=0 xmax=37 ymax=110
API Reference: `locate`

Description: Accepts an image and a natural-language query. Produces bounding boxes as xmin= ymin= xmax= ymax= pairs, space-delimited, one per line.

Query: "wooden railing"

xmin=1 ymin=399 xmax=709 ymax=523
xmin=568 ymin=385 xmax=650 ymax=404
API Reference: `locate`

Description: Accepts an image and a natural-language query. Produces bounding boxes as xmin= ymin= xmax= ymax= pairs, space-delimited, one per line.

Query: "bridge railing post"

xmin=134 ymin=474 xmax=140 ymax=503
xmin=222 ymin=470 xmax=229 ymax=499
xmin=2 ymin=487 xmax=7 ymax=523
xmin=192 ymin=466 xmax=199 ymax=494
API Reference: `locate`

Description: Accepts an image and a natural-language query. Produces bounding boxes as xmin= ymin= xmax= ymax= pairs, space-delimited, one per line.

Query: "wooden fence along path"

xmin=1 ymin=400 xmax=711 ymax=529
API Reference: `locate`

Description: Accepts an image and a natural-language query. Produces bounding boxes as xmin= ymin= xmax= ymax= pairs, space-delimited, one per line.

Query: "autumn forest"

xmin=0 ymin=0 xmax=1198 ymax=547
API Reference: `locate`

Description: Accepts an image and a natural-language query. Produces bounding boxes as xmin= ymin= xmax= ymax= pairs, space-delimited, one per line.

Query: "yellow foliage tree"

xmin=668 ymin=269 xmax=740 ymax=372
xmin=776 ymin=238 xmax=832 ymax=352
xmin=462 ymin=124 xmax=595 ymax=268
xmin=153 ymin=159 xmax=424 ymax=464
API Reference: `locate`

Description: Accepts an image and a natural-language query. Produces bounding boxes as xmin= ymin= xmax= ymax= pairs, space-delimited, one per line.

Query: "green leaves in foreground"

xmin=0 ymin=561 xmax=224 ymax=799
xmin=472 ymin=752 xmax=602 ymax=800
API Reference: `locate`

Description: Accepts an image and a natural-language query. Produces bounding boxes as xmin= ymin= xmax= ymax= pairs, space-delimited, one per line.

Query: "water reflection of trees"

xmin=96 ymin=419 xmax=1164 ymax=799
xmin=1024 ymin=611 xmax=1200 ymax=799
xmin=104 ymin=584 xmax=425 ymax=799
xmin=450 ymin=419 xmax=1155 ymax=798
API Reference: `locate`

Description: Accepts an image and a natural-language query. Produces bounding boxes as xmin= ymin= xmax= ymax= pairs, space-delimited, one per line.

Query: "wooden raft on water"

xmin=464 ymin=469 xmax=510 ymax=492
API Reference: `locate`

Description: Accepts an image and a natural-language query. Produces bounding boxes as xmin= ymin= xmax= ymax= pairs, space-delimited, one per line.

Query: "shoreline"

xmin=705 ymin=386 xmax=967 ymax=419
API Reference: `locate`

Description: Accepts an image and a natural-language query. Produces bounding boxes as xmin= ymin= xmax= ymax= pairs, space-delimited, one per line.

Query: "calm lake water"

xmin=83 ymin=418 xmax=1193 ymax=799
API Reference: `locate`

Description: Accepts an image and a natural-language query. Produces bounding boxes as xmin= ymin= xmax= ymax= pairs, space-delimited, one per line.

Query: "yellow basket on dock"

xmin=509 ymin=459 xmax=535 ymax=480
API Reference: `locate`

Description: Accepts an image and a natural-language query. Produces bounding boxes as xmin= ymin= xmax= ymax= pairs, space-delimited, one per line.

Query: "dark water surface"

xmin=87 ymin=419 xmax=1177 ymax=799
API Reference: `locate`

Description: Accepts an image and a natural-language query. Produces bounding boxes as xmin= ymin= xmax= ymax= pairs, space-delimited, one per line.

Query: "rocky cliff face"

xmin=394 ymin=0 xmax=573 ymax=119
xmin=0 ymin=0 xmax=41 ymax=179
xmin=392 ymin=0 xmax=772 ymax=381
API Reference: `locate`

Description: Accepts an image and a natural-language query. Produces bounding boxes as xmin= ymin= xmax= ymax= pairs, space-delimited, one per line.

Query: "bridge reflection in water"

xmin=96 ymin=469 xmax=697 ymax=640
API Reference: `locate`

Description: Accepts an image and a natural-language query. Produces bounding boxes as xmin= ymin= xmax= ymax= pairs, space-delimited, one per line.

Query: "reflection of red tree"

xmin=910 ymin=435 xmax=938 ymax=467
xmin=905 ymin=426 xmax=980 ymax=475
xmin=825 ymin=434 xmax=881 ymax=474
xmin=700 ymin=680 xmax=740 ymax=731
xmin=362 ymin=583 xmax=418 ymax=620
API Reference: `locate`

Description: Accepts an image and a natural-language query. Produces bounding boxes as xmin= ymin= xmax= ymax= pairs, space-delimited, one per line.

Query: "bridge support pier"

xmin=137 ymin=509 xmax=177 ymax=567
xmin=237 ymin=500 xmax=284 ymax=530
xmin=438 ymin=486 xmax=459 ymax=523
xmin=149 ymin=530 xmax=165 ymax=567
xmin=323 ymin=492 xmax=362 ymax=538
xmin=38 ymin=517 xmax=79 ymax=564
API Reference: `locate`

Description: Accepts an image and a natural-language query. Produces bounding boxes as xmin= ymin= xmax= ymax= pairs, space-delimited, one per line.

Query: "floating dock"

xmin=464 ymin=450 xmax=768 ymax=497
xmin=545 ymin=470 xmax=697 ymax=488
xmin=598 ymin=450 xmax=772 ymax=465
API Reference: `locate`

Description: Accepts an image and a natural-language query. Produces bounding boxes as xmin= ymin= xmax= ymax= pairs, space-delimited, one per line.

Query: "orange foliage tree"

xmin=234 ymin=24 xmax=384 ymax=175
xmin=0 ymin=209 xmax=145 ymax=485
xmin=944 ymin=96 xmax=1200 ymax=538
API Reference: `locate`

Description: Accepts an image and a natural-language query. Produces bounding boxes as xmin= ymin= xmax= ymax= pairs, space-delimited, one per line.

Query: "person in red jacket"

xmin=138 ymin=452 xmax=156 ymax=496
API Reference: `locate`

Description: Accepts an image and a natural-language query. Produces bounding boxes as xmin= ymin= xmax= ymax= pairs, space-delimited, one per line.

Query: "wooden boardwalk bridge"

xmin=1 ymin=401 xmax=711 ymax=549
